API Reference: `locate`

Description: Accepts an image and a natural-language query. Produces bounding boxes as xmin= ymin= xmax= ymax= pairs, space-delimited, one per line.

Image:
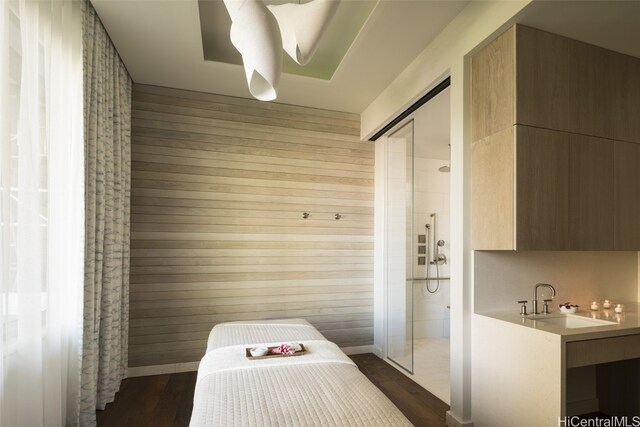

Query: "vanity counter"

xmin=472 ymin=304 xmax=640 ymax=426
xmin=477 ymin=302 xmax=640 ymax=342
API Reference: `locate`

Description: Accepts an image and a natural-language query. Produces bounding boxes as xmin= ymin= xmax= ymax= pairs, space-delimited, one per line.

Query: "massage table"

xmin=189 ymin=319 xmax=413 ymax=426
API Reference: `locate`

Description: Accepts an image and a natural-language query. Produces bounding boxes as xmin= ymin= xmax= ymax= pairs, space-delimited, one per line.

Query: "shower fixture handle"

xmin=517 ymin=300 xmax=528 ymax=316
xmin=431 ymin=253 xmax=447 ymax=265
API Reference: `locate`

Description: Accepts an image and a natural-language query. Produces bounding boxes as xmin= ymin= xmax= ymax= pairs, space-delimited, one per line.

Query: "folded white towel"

xmin=197 ymin=339 xmax=355 ymax=384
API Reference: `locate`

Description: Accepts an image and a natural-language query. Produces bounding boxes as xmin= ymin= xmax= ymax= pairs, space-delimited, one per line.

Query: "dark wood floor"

xmin=351 ymin=353 xmax=449 ymax=427
xmin=96 ymin=370 xmax=197 ymax=427
xmin=97 ymin=353 xmax=449 ymax=427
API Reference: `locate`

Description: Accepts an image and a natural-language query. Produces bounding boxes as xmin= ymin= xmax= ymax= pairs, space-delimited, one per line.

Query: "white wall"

xmin=474 ymin=251 xmax=639 ymax=313
xmin=365 ymin=2 xmax=532 ymax=425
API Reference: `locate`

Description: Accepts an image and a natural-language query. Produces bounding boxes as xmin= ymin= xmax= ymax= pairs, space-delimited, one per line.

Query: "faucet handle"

xmin=517 ymin=300 xmax=528 ymax=316
xmin=542 ymin=299 xmax=553 ymax=314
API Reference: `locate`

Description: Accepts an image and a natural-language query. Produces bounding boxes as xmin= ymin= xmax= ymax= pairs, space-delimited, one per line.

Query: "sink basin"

xmin=535 ymin=314 xmax=616 ymax=329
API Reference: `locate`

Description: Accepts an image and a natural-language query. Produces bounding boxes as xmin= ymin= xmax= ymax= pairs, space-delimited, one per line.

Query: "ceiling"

xmin=199 ymin=0 xmax=377 ymax=80
xmin=89 ymin=0 xmax=640 ymax=124
xmin=514 ymin=1 xmax=640 ymax=60
xmin=89 ymin=0 xmax=469 ymax=113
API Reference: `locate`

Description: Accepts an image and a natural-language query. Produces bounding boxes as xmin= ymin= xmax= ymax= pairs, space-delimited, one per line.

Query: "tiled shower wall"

xmin=413 ymin=157 xmax=450 ymax=339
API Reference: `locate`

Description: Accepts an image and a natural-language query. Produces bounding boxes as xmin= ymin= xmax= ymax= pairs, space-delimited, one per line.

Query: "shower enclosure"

xmin=385 ymin=120 xmax=415 ymax=373
xmin=381 ymin=84 xmax=451 ymax=402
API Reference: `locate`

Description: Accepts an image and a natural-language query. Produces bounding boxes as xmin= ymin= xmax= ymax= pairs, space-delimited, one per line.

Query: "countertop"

xmin=477 ymin=302 xmax=640 ymax=342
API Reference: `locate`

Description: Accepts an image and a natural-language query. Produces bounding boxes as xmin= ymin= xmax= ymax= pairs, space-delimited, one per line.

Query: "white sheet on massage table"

xmin=206 ymin=318 xmax=327 ymax=353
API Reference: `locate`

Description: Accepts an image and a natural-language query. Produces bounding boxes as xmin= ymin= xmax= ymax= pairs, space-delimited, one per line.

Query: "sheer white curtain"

xmin=0 ymin=0 xmax=84 ymax=426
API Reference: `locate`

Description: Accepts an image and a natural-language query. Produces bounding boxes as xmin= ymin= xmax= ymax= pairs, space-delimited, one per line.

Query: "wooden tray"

xmin=245 ymin=344 xmax=308 ymax=360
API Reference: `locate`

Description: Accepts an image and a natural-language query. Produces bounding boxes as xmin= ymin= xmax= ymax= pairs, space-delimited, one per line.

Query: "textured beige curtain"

xmin=79 ymin=1 xmax=132 ymax=426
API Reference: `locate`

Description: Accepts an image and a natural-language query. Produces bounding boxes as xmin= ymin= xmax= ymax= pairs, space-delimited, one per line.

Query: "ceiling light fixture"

xmin=223 ymin=0 xmax=282 ymax=101
xmin=223 ymin=0 xmax=340 ymax=101
xmin=267 ymin=0 xmax=340 ymax=66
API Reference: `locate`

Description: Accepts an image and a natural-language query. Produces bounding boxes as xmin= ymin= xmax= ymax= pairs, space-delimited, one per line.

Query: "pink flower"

xmin=270 ymin=343 xmax=295 ymax=355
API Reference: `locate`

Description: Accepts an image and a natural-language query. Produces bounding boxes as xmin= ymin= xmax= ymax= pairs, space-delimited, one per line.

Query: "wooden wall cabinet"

xmin=516 ymin=26 xmax=614 ymax=140
xmin=568 ymin=135 xmax=614 ymax=250
xmin=471 ymin=127 xmax=514 ymax=250
xmin=515 ymin=126 xmax=570 ymax=250
xmin=471 ymin=24 xmax=640 ymax=250
xmin=472 ymin=124 xmax=581 ymax=251
xmin=614 ymin=53 xmax=640 ymax=144
xmin=614 ymin=141 xmax=640 ymax=250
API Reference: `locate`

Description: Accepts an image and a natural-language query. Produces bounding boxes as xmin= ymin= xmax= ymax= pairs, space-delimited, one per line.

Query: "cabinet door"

xmin=516 ymin=26 xmax=571 ymax=133
xmin=614 ymin=141 xmax=640 ymax=250
xmin=516 ymin=25 xmax=613 ymax=139
xmin=471 ymin=127 xmax=515 ymax=250
xmin=613 ymin=53 xmax=640 ymax=144
xmin=569 ymin=135 xmax=614 ymax=250
xmin=515 ymin=126 xmax=570 ymax=250
xmin=471 ymin=26 xmax=515 ymax=142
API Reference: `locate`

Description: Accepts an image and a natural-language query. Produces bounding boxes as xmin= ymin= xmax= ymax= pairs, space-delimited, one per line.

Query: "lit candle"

xmin=603 ymin=300 xmax=611 ymax=309
xmin=615 ymin=304 xmax=624 ymax=314
xmin=590 ymin=301 xmax=599 ymax=311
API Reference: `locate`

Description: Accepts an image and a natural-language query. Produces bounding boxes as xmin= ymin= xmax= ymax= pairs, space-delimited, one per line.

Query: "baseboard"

xmin=566 ymin=398 xmax=599 ymax=416
xmin=127 ymin=361 xmax=199 ymax=378
xmin=372 ymin=345 xmax=384 ymax=358
xmin=446 ymin=411 xmax=474 ymax=427
xmin=341 ymin=345 xmax=373 ymax=355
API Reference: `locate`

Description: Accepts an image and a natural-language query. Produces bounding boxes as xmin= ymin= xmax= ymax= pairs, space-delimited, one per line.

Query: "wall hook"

xmin=302 ymin=212 xmax=310 ymax=219
xmin=334 ymin=213 xmax=342 ymax=220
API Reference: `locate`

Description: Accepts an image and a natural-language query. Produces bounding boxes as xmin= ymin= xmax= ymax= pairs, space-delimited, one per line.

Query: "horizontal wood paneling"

xmin=131 ymin=127 xmax=371 ymax=158
xmin=129 ymin=277 xmax=374 ymax=292
xmin=130 ymin=256 xmax=372 ymax=266
xmin=130 ymin=84 xmax=372 ymax=367
xmin=133 ymin=84 xmax=359 ymax=122
xmin=131 ymin=112 xmax=361 ymax=145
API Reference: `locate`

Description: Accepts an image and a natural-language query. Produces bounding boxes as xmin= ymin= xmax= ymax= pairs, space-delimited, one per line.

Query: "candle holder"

xmin=614 ymin=304 xmax=624 ymax=314
xmin=590 ymin=301 xmax=599 ymax=311
xmin=603 ymin=300 xmax=612 ymax=309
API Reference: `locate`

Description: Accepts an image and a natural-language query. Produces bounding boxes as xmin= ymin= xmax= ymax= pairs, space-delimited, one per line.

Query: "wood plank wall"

xmin=129 ymin=84 xmax=373 ymax=367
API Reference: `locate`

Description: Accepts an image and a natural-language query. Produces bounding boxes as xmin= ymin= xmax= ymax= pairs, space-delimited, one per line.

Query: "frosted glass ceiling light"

xmin=224 ymin=0 xmax=282 ymax=101
xmin=268 ymin=0 xmax=340 ymax=66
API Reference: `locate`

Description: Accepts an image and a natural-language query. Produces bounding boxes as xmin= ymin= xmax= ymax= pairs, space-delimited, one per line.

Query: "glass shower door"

xmin=386 ymin=120 xmax=414 ymax=373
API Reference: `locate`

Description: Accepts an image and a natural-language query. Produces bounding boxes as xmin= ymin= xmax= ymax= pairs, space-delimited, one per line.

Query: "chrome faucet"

xmin=532 ymin=283 xmax=556 ymax=315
